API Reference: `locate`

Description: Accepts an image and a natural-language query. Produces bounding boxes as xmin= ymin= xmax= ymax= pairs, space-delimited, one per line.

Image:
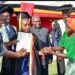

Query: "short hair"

xmin=32 ymin=15 xmax=41 ymax=21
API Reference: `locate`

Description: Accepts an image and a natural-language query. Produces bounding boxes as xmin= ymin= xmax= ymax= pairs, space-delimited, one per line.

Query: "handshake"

xmin=38 ymin=46 xmax=54 ymax=56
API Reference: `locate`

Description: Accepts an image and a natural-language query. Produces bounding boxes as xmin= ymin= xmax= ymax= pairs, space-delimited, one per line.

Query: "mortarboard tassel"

xmin=19 ymin=13 xmax=22 ymax=31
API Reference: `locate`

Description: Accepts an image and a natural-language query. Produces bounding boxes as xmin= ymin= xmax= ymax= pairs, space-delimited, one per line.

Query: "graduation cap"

xmin=18 ymin=12 xmax=31 ymax=31
xmin=0 ymin=5 xmax=14 ymax=16
xmin=17 ymin=12 xmax=31 ymax=19
xmin=55 ymin=4 xmax=73 ymax=13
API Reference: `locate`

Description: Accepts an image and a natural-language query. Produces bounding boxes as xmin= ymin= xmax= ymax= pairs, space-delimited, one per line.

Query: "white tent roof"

xmin=1 ymin=1 xmax=75 ymax=7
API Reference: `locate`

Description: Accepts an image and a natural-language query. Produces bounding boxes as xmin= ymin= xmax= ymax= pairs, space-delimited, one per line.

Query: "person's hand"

xmin=11 ymin=40 xmax=18 ymax=45
xmin=38 ymin=49 xmax=44 ymax=57
xmin=16 ymin=48 xmax=27 ymax=58
xmin=43 ymin=47 xmax=53 ymax=55
xmin=48 ymin=60 xmax=53 ymax=64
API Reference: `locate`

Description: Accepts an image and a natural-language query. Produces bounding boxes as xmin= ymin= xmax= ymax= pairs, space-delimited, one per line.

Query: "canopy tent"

xmin=1 ymin=2 xmax=75 ymax=18
xmin=1 ymin=2 xmax=75 ymax=31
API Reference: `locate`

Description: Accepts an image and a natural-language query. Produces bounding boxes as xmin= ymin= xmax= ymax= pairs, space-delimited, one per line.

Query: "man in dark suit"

xmin=30 ymin=15 xmax=53 ymax=75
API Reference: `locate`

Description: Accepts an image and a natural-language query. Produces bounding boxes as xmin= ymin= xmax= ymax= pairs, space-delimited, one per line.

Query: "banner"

xmin=21 ymin=2 xmax=34 ymax=17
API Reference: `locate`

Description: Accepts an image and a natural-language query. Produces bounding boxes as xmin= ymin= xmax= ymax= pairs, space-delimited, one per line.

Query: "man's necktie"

xmin=5 ymin=26 xmax=10 ymax=36
xmin=5 ymin=26 xmax=15 ymax=50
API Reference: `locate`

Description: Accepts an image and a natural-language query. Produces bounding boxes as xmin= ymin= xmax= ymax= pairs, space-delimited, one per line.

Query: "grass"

xmin=0 ymin=57 xmax=58 ymax=75
xmin=48 ymin=60 xmax=58 ymax=75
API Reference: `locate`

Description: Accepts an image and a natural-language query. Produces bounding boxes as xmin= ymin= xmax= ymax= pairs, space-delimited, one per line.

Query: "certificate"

xmin=16 ymin=32 xmax=33 ymax=52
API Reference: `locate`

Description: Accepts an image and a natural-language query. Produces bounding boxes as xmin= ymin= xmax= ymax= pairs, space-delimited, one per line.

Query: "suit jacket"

xmin=30 ymin=27 xmax=53 ymax=65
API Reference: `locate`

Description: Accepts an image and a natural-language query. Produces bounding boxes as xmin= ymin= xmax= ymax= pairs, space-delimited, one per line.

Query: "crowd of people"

xmin=0 ymin=3 xmax=75 ymax=75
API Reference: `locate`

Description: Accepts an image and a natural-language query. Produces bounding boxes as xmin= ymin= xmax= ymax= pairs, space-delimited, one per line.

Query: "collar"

xmin=4 ymin=24 xmax=10 ymax=31
xmin=33 ymin=26 xmax=42 ymax=29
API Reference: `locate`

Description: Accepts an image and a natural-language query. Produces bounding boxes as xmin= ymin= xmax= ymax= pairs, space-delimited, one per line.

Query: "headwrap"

xmin=66 ymin=18 xmax=75 ymax=31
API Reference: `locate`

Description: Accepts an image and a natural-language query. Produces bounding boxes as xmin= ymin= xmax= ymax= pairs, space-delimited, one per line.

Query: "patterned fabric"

xmin=65 ymin=59 xmax=75 ymax=75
